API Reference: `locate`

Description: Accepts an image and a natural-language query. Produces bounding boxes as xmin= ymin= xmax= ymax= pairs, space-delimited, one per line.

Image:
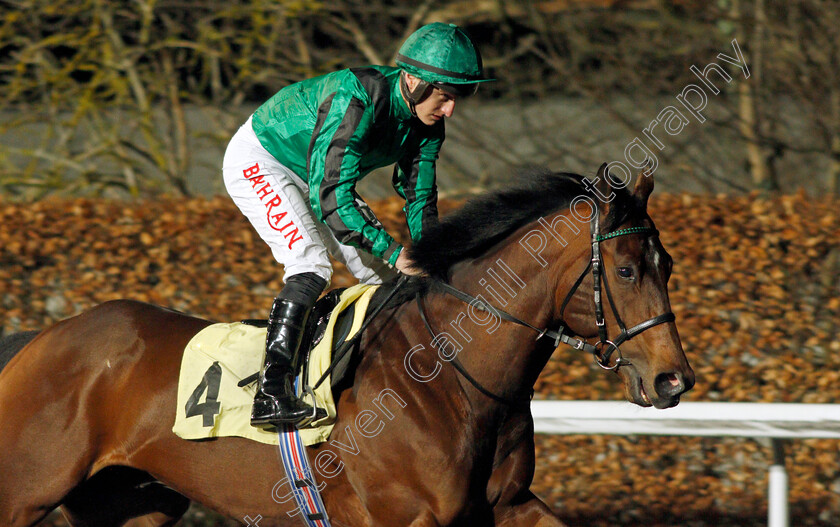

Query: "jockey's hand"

xmin=395 ymin=250 xmax=425 ymax=276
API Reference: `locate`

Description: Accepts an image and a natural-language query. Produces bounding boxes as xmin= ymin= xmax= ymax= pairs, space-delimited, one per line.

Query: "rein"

xmin=415 ymin=212 xmax=676 ymax=405
xmin=415 ymin=293 xmax=532 ymax=406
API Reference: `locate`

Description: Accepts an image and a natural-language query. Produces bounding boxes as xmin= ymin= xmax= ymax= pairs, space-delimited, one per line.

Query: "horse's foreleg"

xmin=487 ymin=415 xmax=566 ymax=527
xmin=493 ymin=491 xmax=567 ymax=527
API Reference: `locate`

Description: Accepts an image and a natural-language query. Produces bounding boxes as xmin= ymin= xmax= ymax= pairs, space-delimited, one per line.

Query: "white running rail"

xmin=531 ymin=401 xmax=840 ymax=527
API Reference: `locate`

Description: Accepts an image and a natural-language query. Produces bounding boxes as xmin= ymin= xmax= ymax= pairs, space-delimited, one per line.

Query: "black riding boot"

xmin=251 ymin=297 xmax=323 ymax=426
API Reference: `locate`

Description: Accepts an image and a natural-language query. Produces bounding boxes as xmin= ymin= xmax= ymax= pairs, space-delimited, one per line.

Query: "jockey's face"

xmin=404 ymin=74 xmax=457 ymax=126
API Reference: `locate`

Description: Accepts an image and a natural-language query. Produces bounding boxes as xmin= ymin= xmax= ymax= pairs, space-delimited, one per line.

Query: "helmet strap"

xmin=399 ymin=72 xmax=431 ymax=117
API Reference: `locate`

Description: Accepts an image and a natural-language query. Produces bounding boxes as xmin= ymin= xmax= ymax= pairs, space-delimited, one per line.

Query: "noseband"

xmin=418 ymin=211 xmax=675 ymax=404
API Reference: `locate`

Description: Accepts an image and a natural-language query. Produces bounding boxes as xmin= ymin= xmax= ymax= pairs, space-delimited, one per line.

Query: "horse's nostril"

xmin=654 ymin=372 xmax=685 ymax=398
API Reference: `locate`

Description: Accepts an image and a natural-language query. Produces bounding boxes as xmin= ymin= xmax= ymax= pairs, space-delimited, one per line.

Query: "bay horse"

xmin=0 ymin=165 xmax=694 ymax=526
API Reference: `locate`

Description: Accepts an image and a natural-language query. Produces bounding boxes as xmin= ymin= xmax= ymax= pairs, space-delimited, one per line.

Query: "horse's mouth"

xmin=639 ymin=382 xmax=652 ymax=405
xmin=626 ymin=373 xmax=653 ymax=408
xmin=636 ymin=376 xmax=682 ymax=409
xmin=623 ymin=366 xmax=681 ymax=409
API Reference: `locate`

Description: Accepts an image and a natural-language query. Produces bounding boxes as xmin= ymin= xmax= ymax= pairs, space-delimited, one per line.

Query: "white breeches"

xmin=222 ymin=116 xmax=396 ymax=286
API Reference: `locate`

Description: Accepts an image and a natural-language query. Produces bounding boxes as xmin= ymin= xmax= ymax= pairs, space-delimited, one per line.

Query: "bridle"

xmin=416 ymin=210 xmax=675 ymax=404
xmin=557 ymin=210 xmax=675 ymax=370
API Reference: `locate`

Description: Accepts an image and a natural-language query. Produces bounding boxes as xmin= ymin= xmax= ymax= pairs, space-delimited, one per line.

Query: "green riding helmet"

xmin=396 ymin=22 xmax=492 ymax=106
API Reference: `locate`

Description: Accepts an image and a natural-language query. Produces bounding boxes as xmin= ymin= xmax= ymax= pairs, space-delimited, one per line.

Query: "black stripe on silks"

xmin=400 ymin=132 xmax=441 ymax=240
xmin=307 ymin=94 xmax=336 ymax=179
xmin=350 ymin=68 xmax=390 ymax=148
xmin=382 ymin=241 xmax=401 ymax=263
xmin=402 ymin=152 xmax=420 ymax=206
xmin=420 ymin=186 xmax=440 ymax=236
xmin=319 ymin=96 xmax=371 ymax=249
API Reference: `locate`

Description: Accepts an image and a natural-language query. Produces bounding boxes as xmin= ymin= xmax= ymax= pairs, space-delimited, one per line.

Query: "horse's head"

xmin=555 ymin=163 xmax=694 ymax=408
xmin=408 ymin=165 xmax=693 ymax=408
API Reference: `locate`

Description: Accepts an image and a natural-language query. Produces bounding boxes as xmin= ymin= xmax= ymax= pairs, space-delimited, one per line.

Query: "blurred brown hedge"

xmin=3 ymin=191 xmax=838 ymax=526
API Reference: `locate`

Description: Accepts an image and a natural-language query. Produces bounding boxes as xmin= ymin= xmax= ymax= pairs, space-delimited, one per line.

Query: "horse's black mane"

xmin=371 ymin=169 xmax=645 ymax=306
xmin=408 ymin=168 xmax=642 ymax=279
xmin=371 ymin=168 xmax=644 ymax=310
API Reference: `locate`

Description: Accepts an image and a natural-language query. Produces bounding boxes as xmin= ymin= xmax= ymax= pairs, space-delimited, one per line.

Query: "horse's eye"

xmin=617 ymin=267 xmax=634 ymax=280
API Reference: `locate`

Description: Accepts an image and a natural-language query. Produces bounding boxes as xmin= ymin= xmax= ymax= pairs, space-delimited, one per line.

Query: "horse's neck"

xmin=439 ymin=215 xmax=595 ymax=409
xmin=442 ymin=249 xmax=556 ymax=407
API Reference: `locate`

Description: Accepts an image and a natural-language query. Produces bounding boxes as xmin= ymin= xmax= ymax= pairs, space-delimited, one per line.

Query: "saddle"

xmin=172 ymin=284 xmax=380 ymax=446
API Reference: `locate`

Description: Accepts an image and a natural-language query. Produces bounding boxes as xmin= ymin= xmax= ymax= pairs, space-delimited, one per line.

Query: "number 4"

xmin=185 ymin=361 xmax=222 ymax=427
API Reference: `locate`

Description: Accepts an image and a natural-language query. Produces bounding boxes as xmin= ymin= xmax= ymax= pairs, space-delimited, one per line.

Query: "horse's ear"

xmin=595 ymin=162 xmax=613 ymax=216
xmin=633 ymin=166 xmax=655 ymax=209
xmin=596 ymin=162 xmax=610 ymax=194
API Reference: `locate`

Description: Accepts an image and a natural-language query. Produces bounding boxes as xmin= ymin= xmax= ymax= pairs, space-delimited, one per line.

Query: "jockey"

xmin=222 ymin=22 xmax=491 ymax=427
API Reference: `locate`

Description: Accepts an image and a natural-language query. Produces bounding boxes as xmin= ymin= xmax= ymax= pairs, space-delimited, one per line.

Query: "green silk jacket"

xmin=251 ymin=66 xmax=443 ymax=266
